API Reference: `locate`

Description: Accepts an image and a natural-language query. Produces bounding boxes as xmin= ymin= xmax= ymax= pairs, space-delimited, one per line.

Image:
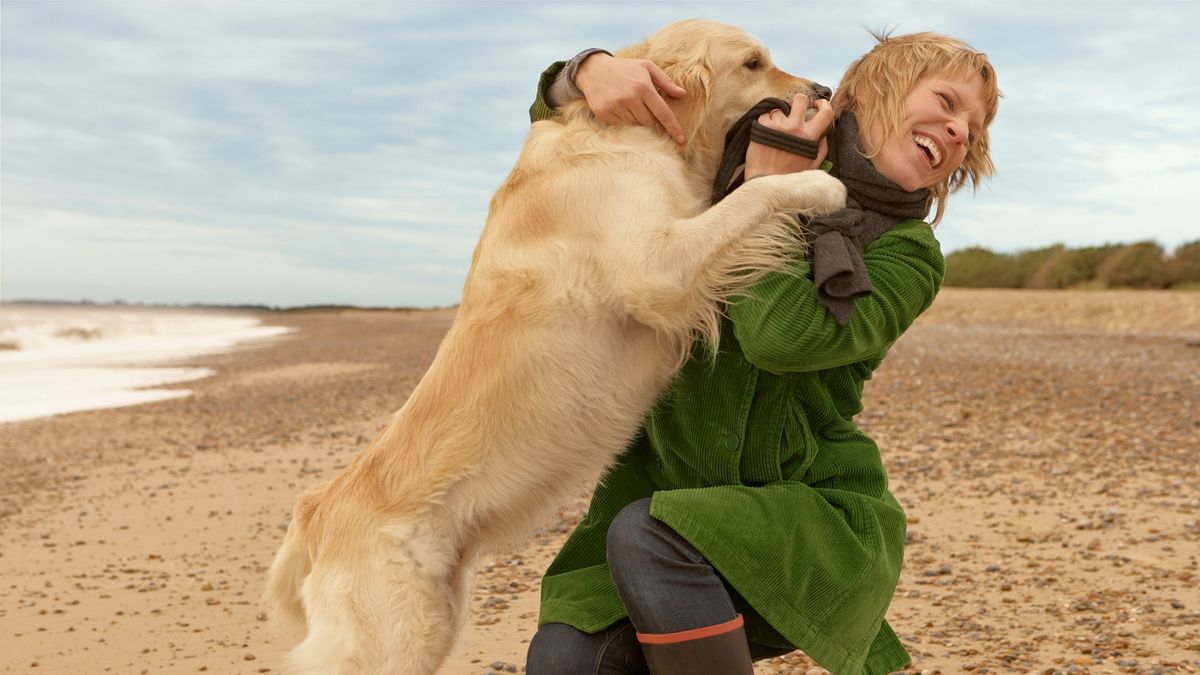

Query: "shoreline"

xmin=0 ymin=305 xmax=294 ymax=425
xmin=1 ymin=290 xmax=1197 ymax=674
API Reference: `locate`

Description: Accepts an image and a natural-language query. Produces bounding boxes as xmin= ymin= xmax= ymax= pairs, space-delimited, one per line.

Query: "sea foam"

xmin=0 ymin=304 xmax=293 ymax=424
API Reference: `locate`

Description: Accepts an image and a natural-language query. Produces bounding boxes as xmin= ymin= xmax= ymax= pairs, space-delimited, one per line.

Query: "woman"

xmin=524 ymin=30 xmax=999 ymax=675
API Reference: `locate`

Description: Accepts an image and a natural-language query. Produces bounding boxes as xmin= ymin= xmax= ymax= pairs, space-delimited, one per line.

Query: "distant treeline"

xmin=944 ymin=241 xmax=1200 ymax=290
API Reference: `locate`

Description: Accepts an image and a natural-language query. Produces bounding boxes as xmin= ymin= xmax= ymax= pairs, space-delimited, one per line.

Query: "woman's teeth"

xmin=914 ymin=135 xmax=941 ymax=168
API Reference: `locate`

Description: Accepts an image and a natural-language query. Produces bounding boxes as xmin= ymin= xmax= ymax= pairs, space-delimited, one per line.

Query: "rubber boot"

xmin=636 ymin=615 xmax=754 ymax=675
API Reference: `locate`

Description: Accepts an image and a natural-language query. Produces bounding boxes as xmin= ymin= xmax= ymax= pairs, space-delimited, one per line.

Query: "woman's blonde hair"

xmin=830 ymin=31 xmax=1001 ymax=223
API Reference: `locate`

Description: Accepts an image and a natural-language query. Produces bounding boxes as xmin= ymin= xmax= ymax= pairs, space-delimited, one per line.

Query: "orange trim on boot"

xmin=635 ymin=614 xmax=744 ymax=645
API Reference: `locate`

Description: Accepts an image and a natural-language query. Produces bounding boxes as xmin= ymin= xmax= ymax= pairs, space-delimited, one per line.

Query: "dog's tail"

xmin=264 ymin=517 xmax=312 ymax=632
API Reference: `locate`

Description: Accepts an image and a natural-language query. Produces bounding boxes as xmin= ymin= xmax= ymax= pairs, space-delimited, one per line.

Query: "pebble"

xmin=923 ymin=564 xmax=953 ymax=576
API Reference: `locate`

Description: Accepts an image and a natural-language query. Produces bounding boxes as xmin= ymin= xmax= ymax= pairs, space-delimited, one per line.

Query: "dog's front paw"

xmin=787 ymin=171 xmax=847 ymax=216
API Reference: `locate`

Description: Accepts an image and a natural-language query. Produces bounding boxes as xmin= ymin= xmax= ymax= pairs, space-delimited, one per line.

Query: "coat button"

xmin=723 ymin=433 xmax=739 ymax=451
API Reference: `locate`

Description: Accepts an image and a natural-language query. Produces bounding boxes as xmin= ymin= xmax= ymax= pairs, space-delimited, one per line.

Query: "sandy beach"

xmin=2 ymin=289 xmax=1197 ymax=675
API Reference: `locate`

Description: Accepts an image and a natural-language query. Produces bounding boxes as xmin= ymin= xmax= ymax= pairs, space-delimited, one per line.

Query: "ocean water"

xmin=0 ymin=304 xmax=293 ymax=424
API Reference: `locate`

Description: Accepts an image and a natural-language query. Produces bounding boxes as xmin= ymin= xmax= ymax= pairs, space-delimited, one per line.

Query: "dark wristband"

xmin=561 ymin=48 xmax=613 ymax=95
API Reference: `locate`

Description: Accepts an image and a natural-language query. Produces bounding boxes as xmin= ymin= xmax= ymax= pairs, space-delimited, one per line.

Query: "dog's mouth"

xmin=914 ymin=134 xmax=942 ymax=168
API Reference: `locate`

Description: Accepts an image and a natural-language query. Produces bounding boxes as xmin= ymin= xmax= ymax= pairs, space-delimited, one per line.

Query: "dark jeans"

xmin=525 ymin=498 xmax=793 ymax=674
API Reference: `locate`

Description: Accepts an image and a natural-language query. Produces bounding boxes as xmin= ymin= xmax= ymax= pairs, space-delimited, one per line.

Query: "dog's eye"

xmin=744 ymin=57 xmax=761 ymax=71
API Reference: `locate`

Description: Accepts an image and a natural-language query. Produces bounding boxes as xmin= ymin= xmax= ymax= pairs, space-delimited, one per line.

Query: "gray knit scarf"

xmin=716 ymin=108 xmax=931 ymax=325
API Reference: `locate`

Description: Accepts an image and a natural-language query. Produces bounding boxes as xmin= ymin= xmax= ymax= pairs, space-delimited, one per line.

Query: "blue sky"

xmin=2 ymin=1 xmax=1197 ymax=307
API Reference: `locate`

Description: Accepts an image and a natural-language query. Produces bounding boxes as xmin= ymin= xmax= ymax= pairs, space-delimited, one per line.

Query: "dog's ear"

xmin=660 ymin=56 xmax=712 ymax=145
xmin=617 ymin=33 xmax=712 ymax=145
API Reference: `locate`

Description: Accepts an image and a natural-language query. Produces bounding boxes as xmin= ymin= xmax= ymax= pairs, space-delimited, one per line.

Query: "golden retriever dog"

xmin=265 ymin=19 xmax=845 ymax=675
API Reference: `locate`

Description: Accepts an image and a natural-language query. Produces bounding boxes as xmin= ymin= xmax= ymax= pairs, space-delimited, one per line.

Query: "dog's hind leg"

xmin=377 ymin=520 xmax=464 ymax=675
xmin=448 ymin=545 xmax=482 ymax=640
xmin=286 ymin=521 xmax=462 ymax=675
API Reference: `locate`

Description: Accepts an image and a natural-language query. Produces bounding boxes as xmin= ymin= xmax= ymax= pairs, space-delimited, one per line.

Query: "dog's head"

xmin=619 ymin=20 xmax=821 ymax=151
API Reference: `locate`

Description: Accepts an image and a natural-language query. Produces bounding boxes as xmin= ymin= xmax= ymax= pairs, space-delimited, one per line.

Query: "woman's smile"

xmin=913 ymin=133 xmax=942 ymax=168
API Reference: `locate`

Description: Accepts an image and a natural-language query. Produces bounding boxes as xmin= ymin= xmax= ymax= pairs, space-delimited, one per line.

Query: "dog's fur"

xmin=265 ymin=19 xmax=845 ymax=675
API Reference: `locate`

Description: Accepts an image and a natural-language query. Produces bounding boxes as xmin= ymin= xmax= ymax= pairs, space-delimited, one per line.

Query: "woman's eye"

xmin=938 ymin=92 xmax=954 ymax=110
xmin=744 ymin=58 xmax=761 ymax=71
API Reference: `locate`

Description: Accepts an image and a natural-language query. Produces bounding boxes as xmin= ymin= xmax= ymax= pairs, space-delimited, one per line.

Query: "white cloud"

xmin=3 ymin=1 xmax=1199 ymax=305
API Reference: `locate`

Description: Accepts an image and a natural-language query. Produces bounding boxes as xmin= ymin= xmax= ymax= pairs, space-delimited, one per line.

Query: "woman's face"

xmin=861 ymin=74 xmax=986 ymax=192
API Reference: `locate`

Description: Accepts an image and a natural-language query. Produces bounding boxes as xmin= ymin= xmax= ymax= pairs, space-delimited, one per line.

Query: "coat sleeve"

xmin=528 ymin=61 xmax=568 ymax=124
xmin=728 ymin=219 xmax=944 ymax=374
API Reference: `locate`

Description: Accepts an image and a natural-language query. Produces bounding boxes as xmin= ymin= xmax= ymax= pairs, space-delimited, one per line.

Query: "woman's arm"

xmin=729 ymin=220 xmax=944 ymax=373
xmin=529 ymin=50 xmax=687 ymax=143
xmin=543 ymin=48 xmax=611 ymax=109
xmin=529 ymin=60 xmax=569 ymax=123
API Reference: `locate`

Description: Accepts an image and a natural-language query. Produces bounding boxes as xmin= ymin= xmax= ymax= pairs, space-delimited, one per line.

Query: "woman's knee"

xmin=526 ymin=623 xmax=600 ymax=675
xmin=605 ymin=498 xmax=657 ymax=576
xmin=607 ymin=497 xmax=703 ymax=583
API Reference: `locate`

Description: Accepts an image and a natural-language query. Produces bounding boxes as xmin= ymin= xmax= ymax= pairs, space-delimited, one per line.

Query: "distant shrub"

xmin=944 ymin=241 xmax=1194 ymax=290
xmin=1028 ymin=244 xmax=1119 ymax=289
xmin=1095 ymin=242 xmax=1169 ymax=289
xmin=944 ymin=247 xmax=1024 ymax=288
xmin=1166 ymin=240 xmax=1200 ymax=288
xmin=1011 ymin=245 xmax=1064 ymax=288
xmin=1024 ymin=246 xmax=1066 ymax=289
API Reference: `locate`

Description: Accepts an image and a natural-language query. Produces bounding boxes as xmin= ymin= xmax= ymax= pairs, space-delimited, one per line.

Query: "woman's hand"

xmin=745 ymin=93 xmax=834 ymax=179
xmin=575 ymin=53 xmax=688 ymax=144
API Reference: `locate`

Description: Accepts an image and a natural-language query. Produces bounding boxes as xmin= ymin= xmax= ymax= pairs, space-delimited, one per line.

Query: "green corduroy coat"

xmin=528 ymin=62 xmax=942 ymax=675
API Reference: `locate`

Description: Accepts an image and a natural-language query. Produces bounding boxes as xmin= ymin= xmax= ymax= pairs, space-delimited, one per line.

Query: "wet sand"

xmin=1 ymin=289 xmax=1197 ymax=674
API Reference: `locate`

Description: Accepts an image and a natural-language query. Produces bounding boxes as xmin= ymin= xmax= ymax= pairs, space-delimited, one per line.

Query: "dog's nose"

xmin=810 ymin=82 xmax=833 ymax=101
